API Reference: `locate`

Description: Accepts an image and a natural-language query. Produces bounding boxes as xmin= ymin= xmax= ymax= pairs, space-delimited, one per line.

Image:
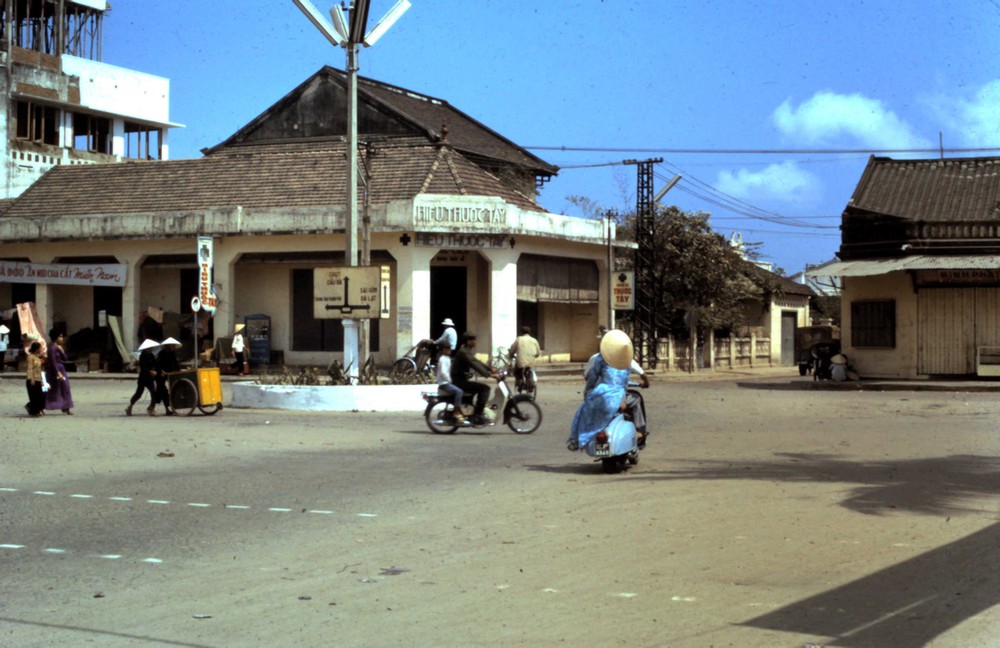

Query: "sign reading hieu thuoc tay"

xmin=613 ymin=271 xmax=635 ymax=310
xmin=314 ymin=266 xmax=391 ymax=319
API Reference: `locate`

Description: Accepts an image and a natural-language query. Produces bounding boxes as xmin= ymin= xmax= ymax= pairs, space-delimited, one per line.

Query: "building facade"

xmin=1 ymin=0 xmax=178 ymax=199
xmin=818 ymin=156 xmax=1000 ymax=378
xmin=0 ymin=68 xmax=613 ymax=366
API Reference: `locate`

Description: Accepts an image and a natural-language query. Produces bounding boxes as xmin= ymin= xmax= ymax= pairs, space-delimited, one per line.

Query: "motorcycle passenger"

xmin=435 ymin=344 xmax=465 ymax=424
xmin=568 ymin=329 xmax=633 ymax=451
xmin=508 ymin=325 xmax=541 ymax=393
xmin=586 ymin=331 xmax=650 ymax=445
xmin=451 ymin=331 xmax=497 ymax=425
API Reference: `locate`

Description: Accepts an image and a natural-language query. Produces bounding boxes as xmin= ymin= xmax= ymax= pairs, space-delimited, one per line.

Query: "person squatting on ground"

xmin=508 ymin=325 xmax=541 ymax=392
xmin=567 ymin=329 xmax=640 ymax=451
xmin=451 ymin=332 xmax=497 ymax=425
xmin=435 ymin=345 xmax=465 ymax=423
xmin=24 ymin=341 xmax=46 ymax=417
xmin=126 ymin=339 xmax=160 ymax=416
xmin=155 ymin=337 xmax=182 ymax=416
xmin=232 ymin=324 xmax=249 ymax=376
xmin=44 ymin=330 xmax=74 ymax=415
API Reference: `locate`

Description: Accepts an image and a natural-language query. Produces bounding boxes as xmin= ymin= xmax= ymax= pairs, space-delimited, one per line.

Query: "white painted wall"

xmin=61 ymin=56 xmax=174 ymax=126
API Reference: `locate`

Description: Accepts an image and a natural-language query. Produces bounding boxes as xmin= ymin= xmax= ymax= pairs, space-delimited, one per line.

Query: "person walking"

xmin=24 ymin=341 xmax=46 ymax=417
xmin=126 ymin=339 xmax=160 ymax=416
xmin=155 ymin=337 xmax=182 ymax=415
xmin=232 ymin=323 xmax=249 ymax=376
xmin=44 ymin=330 xmax=73 ymax=415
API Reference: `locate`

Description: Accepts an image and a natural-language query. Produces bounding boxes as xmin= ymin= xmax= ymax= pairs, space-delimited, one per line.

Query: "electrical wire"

xmin=527 ymin=145 xmax=1000 ymax=155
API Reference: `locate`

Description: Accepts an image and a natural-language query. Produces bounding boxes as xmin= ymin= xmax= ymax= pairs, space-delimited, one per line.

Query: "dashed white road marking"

xmin=1 ymin=544 xmax=25 ymax=549
xmin=3 ymin=543 xmax=163 ymax=564
xmin=44 ymin=548 xmax=67 ymax=554
xmin=99 ymin=554 xmax=123 ymax=560
xmin=3 ymin=486 xmax=365 ymax=521
xmin=142 ymin=558 xmax=163 ymax=564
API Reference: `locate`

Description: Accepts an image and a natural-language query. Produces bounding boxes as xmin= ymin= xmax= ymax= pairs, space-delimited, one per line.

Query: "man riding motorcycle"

xmin=451 ymin=331 xmax=498 ymax=425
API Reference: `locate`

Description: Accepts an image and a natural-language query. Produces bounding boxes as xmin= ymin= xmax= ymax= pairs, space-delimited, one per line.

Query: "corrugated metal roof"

xmin=812 ymin=255 xmax=1000 ymax=276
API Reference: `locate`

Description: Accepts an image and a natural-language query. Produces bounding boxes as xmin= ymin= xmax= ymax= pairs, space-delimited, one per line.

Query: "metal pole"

xmin=342 ymin=42 xmax=360 ymax=380
xmin=606 ymin=211 xmax=614 ymax=330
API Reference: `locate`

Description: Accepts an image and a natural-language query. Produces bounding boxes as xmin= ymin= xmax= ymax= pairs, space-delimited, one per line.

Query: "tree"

xmin=617 ymin=205 xmax=766 ymax=334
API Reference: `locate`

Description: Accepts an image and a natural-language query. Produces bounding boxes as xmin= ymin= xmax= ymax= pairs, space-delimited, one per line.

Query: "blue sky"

xmin=102 ymin=1 xmax=1000 ymax=275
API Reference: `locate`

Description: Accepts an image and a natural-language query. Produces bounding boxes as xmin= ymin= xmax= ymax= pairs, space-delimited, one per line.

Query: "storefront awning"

xmin=809 ymin=255 xmax=1000 ymax=277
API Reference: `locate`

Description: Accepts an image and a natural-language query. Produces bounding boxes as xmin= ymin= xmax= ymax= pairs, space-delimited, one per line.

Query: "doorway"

xmin=431 ymin=266 xmax=467 ymax=340
xmin=781 ymin=311 xmax=797 ymax=365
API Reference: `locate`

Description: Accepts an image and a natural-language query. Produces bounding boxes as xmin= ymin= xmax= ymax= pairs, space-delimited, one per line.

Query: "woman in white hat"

xmin=126 ymin=339 xmax=161 ymax=416
xmin=567 ymin=329 xmax=634 ymax=450
xmin=232 ymin=323 xmax=249 ymax=376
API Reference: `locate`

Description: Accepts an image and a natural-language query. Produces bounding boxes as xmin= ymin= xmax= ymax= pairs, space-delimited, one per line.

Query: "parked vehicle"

xmin=794 ymin=324 xmax=841 ymax=376
xmin=391 ymin=339 xmax=438 ymax=383
xmin=422 ymin=369 xmax=542 ymax=434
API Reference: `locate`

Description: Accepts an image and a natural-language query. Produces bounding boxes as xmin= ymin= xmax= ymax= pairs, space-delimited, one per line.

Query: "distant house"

xmin=792 ymin=260 xmax=842 ymax=297
xmin=740 ymin=264 xmax=814 ymax=365
xmin=816 ymin=155 xmax=1000 ymax=377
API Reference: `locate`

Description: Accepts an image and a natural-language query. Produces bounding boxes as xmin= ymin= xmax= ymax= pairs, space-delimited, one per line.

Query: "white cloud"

xmin=773 ymin=91 xmax=930 ymax=149
xmin=926 ymin=79 xmax=1000 ymax=146
xmin=715 ymin=161 xmax=821 ymax=202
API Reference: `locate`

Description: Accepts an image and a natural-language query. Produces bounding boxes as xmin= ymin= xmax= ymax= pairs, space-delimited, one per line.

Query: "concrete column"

xmin=160 ymin=128 xmax=169 ymax=161
xmin=120 ymin=253 xmax=145 ymax=351
xmin=391 ymin=244 xmax=435 ymax=359
xmin=28 ymin=255 xmax=54 ymax=340
xmin=212 ymin=243 xmax=239 ymax=344
xmin=112 ymin=118 xmax=126 ymax=158
xmin=482 ymin=248 xmax=519 ymax=357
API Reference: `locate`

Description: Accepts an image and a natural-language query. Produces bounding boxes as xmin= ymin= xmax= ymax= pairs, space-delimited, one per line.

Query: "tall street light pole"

xmin=293 ymin=0 xmax=411 ymax=379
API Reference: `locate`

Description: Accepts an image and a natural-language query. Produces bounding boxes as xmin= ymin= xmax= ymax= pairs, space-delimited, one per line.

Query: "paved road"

xmin=1 ymin=376 xmax=997 ymax=647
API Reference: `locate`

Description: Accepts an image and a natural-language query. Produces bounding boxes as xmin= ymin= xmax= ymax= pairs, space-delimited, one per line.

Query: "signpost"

xmin=313 ymin=266 xmax=390 ymax=319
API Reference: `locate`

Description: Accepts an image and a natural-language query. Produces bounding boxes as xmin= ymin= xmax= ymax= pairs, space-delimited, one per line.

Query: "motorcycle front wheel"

xmin=425 ymin=402 xmax=458 ymax=434
xmin=504 ymin=395 xmax=542 ymax=434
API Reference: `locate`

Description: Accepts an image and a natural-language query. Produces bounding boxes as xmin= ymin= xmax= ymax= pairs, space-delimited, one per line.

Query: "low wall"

xmin=230 ymin=382 xmax=432 ymax=412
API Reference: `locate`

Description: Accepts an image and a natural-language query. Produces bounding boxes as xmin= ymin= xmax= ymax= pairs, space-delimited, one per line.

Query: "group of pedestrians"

xmin=125 ymin=337 xmax=182 ymax=416
xmin=23 ymin=330 xmax=74 ymax=418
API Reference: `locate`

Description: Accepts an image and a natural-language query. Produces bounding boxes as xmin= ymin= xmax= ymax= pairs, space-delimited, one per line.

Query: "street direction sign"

xmin=314 ymin=266 xmax=390 ymax=319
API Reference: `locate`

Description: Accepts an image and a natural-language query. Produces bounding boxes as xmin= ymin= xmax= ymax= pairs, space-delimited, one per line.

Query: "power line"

xmin=528 ymin=145 xmax=1000 ymax=155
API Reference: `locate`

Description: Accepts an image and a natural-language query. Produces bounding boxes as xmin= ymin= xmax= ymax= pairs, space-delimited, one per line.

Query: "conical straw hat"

xmin=599 ymin=329 xmax=634 ymax=370
xmin=137 ymin=339 xmax=160 ymax=351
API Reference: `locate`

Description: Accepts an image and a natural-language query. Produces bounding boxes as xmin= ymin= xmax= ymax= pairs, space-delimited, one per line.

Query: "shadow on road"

xmin=633 ymin=453 xmax=1000 ymax=645
xmin=739 ymin=521 xmax=1000 ymax=646
xmin=0 ymin=617 xmax=212 ymax=647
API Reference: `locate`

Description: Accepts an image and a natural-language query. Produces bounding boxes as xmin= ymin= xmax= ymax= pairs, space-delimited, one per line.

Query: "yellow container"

xmin=197 ymin=367 xmax=223 ymax=406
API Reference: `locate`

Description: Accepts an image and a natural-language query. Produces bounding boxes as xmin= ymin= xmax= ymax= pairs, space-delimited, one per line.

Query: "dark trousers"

xmin=155 ymin=377 xmax=170 ymax=411
xmin=455 ymin=380 xmax=490 ymax=415
xmin=25 ymin=380 xmax=45 ymax=415
xmin=130 ymin=375 xmax=158 ymax=406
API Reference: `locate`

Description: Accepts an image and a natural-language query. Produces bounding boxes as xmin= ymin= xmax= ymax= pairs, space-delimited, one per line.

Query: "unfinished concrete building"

xmin=0 ymin=0 xmax=179 ymax=198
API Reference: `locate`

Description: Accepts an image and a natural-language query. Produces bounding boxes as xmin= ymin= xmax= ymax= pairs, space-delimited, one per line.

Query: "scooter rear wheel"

xmin=601 ymin=456 xmax=627 ymax=474
xmin=425 ymin=402 xmax=459 ymax=434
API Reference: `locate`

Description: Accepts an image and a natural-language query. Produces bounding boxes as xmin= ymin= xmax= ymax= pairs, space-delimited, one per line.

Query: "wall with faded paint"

xmin=841 ymin=271 xmax=918 ymax=378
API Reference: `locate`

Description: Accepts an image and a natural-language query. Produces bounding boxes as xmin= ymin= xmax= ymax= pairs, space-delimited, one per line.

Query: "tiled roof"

xmin=0 ymin=143 xmax=544 ymax=220
xmin=745 ymin=261 xmax=815 ymax=297
xmin=207 ymin=67 xmax=557 ymax=177
xmin=848 ymin=156 xmax=1000 ymax=222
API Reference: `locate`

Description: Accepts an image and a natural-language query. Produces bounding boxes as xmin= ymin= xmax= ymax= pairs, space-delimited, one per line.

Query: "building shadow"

xmin=739 ymin=521 xmax=1000 ymax=646
xmin=632 ymin=453 xmax=1000 ymax=644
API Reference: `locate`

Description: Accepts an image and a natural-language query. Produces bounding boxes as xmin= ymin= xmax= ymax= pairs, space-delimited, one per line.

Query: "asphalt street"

xmin=1 ymin=374 xmax=998 ymax=647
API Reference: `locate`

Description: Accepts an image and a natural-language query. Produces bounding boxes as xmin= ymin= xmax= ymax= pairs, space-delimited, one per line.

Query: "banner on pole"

xmin=197 ymin=236 xmax=218 ymax=317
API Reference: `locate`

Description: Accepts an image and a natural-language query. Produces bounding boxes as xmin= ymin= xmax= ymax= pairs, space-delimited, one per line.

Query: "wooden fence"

xmin=629 ymin=330 xmax=772 ymax=372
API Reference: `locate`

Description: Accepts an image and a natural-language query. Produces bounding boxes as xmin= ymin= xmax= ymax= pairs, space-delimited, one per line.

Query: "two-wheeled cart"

xmin=168 ymin=367 xmax=224 ymax=416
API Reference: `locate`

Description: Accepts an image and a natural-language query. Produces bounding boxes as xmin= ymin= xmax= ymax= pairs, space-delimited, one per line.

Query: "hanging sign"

xmin=197 ymin=236 xmax=218 ymax=316
xmin=613 ymin=271 xmax=635 ymax=310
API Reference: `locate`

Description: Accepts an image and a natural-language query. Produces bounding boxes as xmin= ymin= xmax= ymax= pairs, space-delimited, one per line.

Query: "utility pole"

xmin=624 ymin=157 xmax=662 ymax=367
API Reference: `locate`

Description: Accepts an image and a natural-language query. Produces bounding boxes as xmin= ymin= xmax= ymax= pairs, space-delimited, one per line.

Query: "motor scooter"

xmin=575 ymin=385 xmax=646 ymax=474
xmin=422 ymin=369 xmax=542 ymax=434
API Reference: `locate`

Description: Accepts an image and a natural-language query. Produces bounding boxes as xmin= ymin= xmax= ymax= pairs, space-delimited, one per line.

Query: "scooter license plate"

xmin=593 ymin=444 xmax=611 ymax=457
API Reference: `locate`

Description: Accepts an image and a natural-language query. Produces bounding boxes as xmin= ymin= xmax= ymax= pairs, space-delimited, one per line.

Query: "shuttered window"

xmin=517 ymin=255 xmax=598 ymax=303
xmin=851 ymin=300 xmax=895 ymax=348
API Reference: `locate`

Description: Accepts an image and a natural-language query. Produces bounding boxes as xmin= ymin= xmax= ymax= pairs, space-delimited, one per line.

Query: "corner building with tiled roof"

xmin=0 ymin=67 xmax=613 ymax=367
